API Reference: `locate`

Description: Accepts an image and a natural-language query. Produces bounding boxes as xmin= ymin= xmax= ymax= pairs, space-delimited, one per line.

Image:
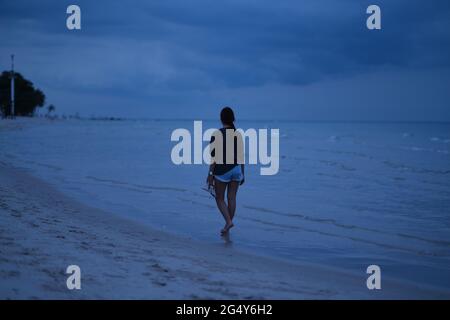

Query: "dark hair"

xmin=220 ymin=107 xmax=235 ymax=129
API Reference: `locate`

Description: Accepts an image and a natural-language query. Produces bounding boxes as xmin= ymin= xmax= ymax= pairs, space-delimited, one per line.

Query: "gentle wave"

xmin=243 ymin=205 xmax=450 ymax=248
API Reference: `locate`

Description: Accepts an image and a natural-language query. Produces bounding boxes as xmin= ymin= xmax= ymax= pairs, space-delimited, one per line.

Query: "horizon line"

xmin=10 ymin=115 xmax=450 ymax=124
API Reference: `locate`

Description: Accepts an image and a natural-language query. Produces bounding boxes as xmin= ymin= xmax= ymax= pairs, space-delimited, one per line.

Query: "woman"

xmin=207 ymin=107 xmax=245 ymax=235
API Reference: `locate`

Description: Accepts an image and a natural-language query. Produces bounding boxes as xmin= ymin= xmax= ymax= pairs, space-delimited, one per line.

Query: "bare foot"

xmin=220 ymin=222 xmax=234 ymax=234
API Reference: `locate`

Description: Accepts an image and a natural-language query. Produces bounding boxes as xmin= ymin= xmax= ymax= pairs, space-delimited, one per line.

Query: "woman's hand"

xmin=207 ymin=175 xmax=214 ymax=187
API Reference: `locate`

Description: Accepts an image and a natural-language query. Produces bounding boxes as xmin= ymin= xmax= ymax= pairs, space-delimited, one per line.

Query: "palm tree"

xmin=47 ymin=104 xmax=55 ymax=116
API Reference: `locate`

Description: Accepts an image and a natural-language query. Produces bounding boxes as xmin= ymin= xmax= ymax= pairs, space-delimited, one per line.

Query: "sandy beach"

xmin=0 ymin=159 xmax=448 ymax=299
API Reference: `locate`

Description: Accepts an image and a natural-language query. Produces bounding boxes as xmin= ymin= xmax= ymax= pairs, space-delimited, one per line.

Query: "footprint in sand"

xmin=151 ymin=263 xmax=169 ymax=273
xmin=152 ymin=280 xmax=167 ymax=287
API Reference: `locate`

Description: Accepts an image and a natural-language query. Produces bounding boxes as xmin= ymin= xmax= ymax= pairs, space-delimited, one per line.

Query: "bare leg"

xmin=227 ymin=181 xmax=239 ymax=221
xmin=214 ymin=180 xmax=233 ymax=234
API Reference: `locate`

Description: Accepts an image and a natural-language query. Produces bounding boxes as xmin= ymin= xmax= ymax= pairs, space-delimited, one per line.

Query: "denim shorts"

xmin=215 ymin=165 xmax=243 ymax=183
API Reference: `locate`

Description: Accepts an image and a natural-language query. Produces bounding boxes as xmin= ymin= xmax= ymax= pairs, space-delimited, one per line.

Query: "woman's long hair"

xmin=220 ymin=107 xmax=236 ymax=130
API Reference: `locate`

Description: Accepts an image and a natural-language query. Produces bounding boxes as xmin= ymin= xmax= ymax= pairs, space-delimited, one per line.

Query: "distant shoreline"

xmin=3 ymin=116 xmax=450 ymax=124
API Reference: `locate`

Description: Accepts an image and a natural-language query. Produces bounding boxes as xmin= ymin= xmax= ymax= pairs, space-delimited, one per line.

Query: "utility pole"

xmin=11 ymin=54 xmax=15 ymax=118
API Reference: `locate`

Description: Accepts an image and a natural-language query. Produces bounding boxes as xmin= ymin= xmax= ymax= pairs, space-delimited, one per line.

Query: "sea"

xmin=1 ymin=118 xmax=449 ymax=291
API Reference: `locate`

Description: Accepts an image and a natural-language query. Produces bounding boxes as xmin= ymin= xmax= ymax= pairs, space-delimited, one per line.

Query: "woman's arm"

xmin=207 ymin=162 xmax=215 ymax=186
xmin=207 ymin=132 xmax=218 ymax=186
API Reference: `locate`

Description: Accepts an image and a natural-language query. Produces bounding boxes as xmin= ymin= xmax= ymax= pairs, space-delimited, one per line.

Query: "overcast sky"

xmin=1 ymin=0 xmax=450 ymax=120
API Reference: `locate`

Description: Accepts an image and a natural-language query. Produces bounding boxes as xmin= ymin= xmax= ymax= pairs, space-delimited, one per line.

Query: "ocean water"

xmin=1 ymin=118 xmax=450 ymax=290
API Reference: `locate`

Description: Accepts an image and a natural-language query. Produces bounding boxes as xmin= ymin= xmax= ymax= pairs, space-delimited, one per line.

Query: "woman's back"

xmin=210 ymin=127 xmax=240 ymax=175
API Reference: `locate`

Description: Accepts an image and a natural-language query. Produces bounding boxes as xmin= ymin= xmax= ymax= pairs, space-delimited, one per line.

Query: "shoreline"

xmin=0 ymin=162 xmax=448 ymax=299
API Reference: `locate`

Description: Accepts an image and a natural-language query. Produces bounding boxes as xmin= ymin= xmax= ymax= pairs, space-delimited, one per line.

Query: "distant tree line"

xmin=0 ymin=71 xmax=46 ymax=117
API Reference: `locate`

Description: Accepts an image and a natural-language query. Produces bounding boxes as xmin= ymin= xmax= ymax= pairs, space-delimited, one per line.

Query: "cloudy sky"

xmin=1 ymin=0 xmax=449 ymax=120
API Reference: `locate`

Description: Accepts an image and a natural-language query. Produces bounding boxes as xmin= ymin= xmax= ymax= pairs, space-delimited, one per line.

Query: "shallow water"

xmin=1 ymin=118 xmax=449 ymax=290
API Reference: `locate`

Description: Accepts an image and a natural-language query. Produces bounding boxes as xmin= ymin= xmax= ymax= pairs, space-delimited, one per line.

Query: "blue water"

xmin=1 ymin=118 xmax=449 ymax=291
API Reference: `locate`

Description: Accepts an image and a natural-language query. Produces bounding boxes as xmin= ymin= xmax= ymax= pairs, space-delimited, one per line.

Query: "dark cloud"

xmin=0 ymin=0 xmax=449 ymax=119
